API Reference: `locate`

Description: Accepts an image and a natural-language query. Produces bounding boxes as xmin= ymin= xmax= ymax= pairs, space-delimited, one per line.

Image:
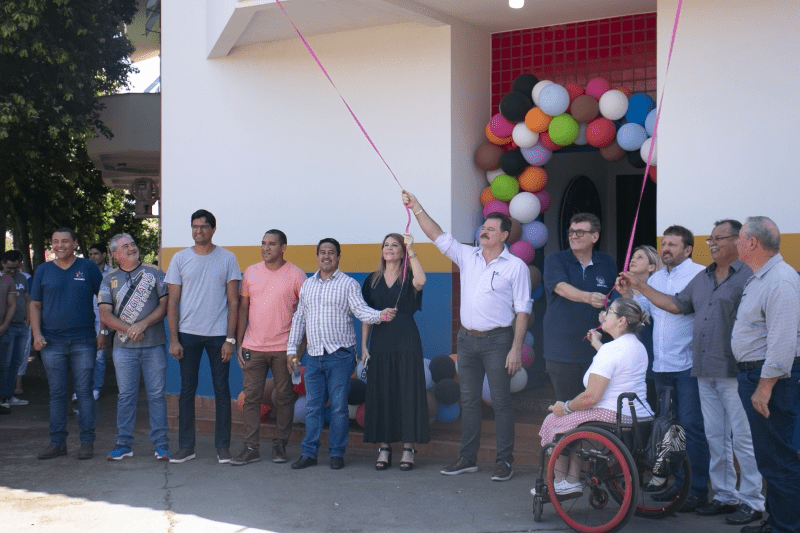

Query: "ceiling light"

xmin=510 ymin=0 xmax=524 ymax=8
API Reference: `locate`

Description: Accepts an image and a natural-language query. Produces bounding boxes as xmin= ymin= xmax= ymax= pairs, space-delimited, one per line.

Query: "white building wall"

xmin=162 ymin=5 xmax=453 ymax=248
xmin=657 ymin=0 xmax=800 ymax=236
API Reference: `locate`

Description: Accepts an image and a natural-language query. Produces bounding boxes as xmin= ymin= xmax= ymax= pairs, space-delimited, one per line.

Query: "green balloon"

xmin=490 ymin=174 xmax=520 ymax=201
xmin=548 ymin=113 xmax=580 ymax=146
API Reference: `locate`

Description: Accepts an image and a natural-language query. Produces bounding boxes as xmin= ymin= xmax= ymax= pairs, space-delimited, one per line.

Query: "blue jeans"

xmin=738 ymin=365 xmax=800 ymax=533
xmin=301 ymin=347 xmax=355 ymax=458
xmin=177 ymin=333 xmax=231 ymax=449
xmin=3 ymin=325 xmax=31 ymax=396
xmin=40 ymin=338 xmax=96 ymax=445
xmin=653 ymin=369 xmax=710 ymax=499
xmin=93 ymin=348 xmax=106 ymax=394
xmin=113 ymin=345 xmax=169 ymax=448
xmin=457 ymin=327 xmax=515 ymax=465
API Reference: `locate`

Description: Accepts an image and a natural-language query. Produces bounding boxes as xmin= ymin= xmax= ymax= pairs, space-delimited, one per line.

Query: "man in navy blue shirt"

xmin=30 ymin=228 xmax=103 ymax=460
xmin=543 ymin=213 xmax=618 ymax=401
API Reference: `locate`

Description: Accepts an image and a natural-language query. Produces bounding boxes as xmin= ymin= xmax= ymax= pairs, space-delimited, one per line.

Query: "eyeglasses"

xmin=601 ymin=309 xmax=618 ymax=317
xmin=705 ymin=235 xmax=737 ymax=245
xmin=568 ymin=229 xmax=595 ymax=238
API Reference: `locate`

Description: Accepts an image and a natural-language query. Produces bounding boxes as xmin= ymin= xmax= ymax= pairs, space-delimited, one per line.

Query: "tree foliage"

xmin=0 ymin=0 xmax=155 ymax=271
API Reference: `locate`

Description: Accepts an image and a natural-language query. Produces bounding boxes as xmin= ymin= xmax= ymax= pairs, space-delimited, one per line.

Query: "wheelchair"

xmin=531 ymin=391 xmax=691 ymax=533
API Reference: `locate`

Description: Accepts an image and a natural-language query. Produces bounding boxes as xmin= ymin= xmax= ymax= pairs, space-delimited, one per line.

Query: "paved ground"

xmin=0 ymin=356 xmax=754 ymax=533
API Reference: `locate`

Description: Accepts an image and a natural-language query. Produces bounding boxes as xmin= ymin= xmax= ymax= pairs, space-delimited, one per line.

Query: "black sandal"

xmin=375 ymin=446 xmax=392 ymax=470
xmin=399 ymin=447 xmax=415 ymax=471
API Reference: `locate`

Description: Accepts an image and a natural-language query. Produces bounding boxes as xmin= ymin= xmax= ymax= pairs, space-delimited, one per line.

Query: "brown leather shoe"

xmin=272 ymin=442 xmax=288 ymax=463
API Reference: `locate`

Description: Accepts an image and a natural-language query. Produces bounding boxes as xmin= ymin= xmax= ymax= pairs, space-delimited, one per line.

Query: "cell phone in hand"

xmin=360 ymin=364 xmax=368 ymax=379
xmin=243 ymin=350 xmax=250 ymax=362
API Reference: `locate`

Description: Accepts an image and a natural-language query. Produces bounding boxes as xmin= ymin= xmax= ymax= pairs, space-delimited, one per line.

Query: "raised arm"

xmin=620 ymin=272 xmax=680 ymax=314
xmin=404 ymin=233 xmax=426 ymax=291
xmin=402 ymin=190 xmax=444 ymax=242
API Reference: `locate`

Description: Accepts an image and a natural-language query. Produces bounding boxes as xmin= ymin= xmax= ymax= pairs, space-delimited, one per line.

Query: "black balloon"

xmin=429 ymin=354 xmax=456 ymax=383
xmin=627 ymin=149 xmax=647 ymax=169
xmin=348 ymin=378 xmax=366 ymax=405
xmin=435 ymin=378 xmax=461 ymax=405
xmin=512 ymin=73 xmax=540 ymax=96
xmin=499 ymin=150 xmax=529 ymax=177
xmin=499 ymin=91 xmax=533 ymax=123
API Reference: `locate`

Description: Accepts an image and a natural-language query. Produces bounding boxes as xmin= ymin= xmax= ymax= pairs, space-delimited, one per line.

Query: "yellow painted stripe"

xmin=659 ymin=233 xmax=800 ymax=271
xmin=161 ymin=242 xmax=455 ymax=273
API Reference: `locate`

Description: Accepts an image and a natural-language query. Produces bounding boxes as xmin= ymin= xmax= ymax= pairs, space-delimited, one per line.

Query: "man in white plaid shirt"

xmin=288 ymin=238 xmax=396 ymax=470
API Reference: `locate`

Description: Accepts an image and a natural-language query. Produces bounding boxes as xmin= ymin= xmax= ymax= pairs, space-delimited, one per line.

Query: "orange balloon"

xmin=614 ymin=86 xmax=632 ymax=97
xmin=486 ymin=123 xmax=511 ymax=146
xmin=480 ymin=186 xmax=496 ymax=206
xmin=525 ymin=108 xmax=552 ymax=133
xmin=518 ymin=166 xmax=548 ymax=192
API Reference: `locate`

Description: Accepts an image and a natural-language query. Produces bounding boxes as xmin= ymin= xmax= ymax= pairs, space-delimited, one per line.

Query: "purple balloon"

xmin=483 ymin=199 xmax=510 ymax=218
xmin=522 ymin=221 xmax=548 ymax=248
xmin=521 ymin=142 xmax=552 ymax=166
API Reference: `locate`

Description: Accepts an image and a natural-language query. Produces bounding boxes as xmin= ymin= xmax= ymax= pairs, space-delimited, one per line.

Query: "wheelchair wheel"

xmin=533 ymin=494 xmax=543 ymax=522
xmin=634 ymin=455 xmax=692 ymax=518
xmin=546 ymin=426 xmax=638 ymax=533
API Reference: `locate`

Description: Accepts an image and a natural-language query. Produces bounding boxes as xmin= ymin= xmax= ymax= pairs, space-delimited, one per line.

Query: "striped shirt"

xmin=732 ymin=254 xmax=800 ymax=379
xmin=287 ymin=269 xmax=382 ymax=357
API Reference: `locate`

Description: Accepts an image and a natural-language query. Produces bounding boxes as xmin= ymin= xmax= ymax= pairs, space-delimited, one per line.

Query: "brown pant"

xmin=242 ymin=350 xmax=295 ymax=448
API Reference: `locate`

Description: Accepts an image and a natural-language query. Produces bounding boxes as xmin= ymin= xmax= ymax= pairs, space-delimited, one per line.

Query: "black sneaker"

xmin=216 ymin=447 xmax=232 ymax=464
xmin=230 ymin=446 xmax=260 ymax=466
xmin=169 ymin=448 xmax=196 ymax=464
xmin=77 ymin=443 xmax=94 ymax=460
xmin=726 ymin=504 xmax=763 ymax=525
xmin=440 ymin=457 xmax=478 ymax=476
xmin=491 ymin=461 xmax=513 ymax=481
xmin=37 ymin=445 xmax=68 ymax=460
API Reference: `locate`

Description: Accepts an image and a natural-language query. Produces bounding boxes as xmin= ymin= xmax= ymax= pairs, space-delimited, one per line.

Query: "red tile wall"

xmin=491 ymin=13 xmax=657 ymax=114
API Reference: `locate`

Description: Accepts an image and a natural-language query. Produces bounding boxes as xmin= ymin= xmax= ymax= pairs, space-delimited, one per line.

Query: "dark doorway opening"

xmin=615 ymin=173 xmax=657 ymax=270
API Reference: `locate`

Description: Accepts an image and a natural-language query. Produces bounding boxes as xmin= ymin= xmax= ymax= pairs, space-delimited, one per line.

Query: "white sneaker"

xmin=7 ymin=397 xmax=28 ymax=406
xmin=554 ymin=480 xmax=583 ymax=495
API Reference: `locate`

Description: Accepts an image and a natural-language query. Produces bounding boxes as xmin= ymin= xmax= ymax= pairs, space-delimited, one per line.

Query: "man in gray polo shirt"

xmin=732 ymin=216 xmax=800 ymax=533
xmin=165 ymin=209 xmax=241 ymax=464
xmin=621 ymin=219 xmax=763 ymax=524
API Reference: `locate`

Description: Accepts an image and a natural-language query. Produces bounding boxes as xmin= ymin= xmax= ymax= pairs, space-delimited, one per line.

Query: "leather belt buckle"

xmin=464 ymin=328 xmax=488 ymax=338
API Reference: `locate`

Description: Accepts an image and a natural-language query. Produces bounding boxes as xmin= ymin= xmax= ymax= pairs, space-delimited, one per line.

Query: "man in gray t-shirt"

xmin=98 ymin=233 xmax=171 ymax=461
xmin=165 ymin=209 xmax=241 ymax=465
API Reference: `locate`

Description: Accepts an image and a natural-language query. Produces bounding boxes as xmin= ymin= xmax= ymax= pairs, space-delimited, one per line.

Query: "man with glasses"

xmin=620 ymin=220 xmax=763 ymax=523
xmin=1 ymin=251 xmax=27 ymax=410
xmin=98 ymin=234 xmax=171 ymax=461
xmin=165 ymin=209 xmax=241 ymax=464
xmin=543 ymin=213 xmax=618 ymax=403
xmin=732 ymin=216 xmax=800 ymax=533
xmin=402 ymin=191 xmax=530 ymax=482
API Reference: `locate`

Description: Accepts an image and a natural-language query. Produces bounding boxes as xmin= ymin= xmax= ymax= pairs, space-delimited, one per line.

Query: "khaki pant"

xmin=242 ymin=350 xmax=294 ymax=448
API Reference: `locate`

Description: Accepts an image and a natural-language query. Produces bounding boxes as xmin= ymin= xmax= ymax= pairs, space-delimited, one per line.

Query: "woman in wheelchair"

xmin=536 ymin=298 xmax=653 ymax=496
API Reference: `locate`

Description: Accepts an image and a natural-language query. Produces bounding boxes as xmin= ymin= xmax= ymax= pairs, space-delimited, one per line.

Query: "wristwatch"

xmin=225 ymin=337 xmax=236 ymax=345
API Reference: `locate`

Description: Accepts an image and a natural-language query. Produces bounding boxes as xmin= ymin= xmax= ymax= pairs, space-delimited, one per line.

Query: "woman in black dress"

xmin=361 ymin=232 xmax=428 ymax=471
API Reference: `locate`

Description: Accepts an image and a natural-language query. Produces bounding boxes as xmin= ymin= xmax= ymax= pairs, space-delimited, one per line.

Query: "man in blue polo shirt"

xmin=30 ymin=227 xmax=104 ymax=460
xmin=543 ymin=213 xmax=618 ymax=402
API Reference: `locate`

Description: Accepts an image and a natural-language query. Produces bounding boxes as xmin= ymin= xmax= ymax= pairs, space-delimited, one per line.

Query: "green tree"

xmin=0 ymin=0 xmax=142 ymax=270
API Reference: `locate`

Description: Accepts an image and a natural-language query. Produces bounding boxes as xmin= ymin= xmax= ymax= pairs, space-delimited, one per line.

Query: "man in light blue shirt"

xmin=635 ymin=225 xmax=709 ymax=512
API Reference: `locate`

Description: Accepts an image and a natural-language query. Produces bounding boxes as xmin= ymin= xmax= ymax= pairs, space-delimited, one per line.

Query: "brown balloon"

xmin=528 ymin=264 xmax=542 ymax=289
xmin=474 ymin=141 xmax=505 ymax=171
xmin=507 ymin=219 xmax=522 ymax=244
xmin=600 ymin=140 xmax=627 ymax=162
xmin=570 ymin=95 xmax=600 ymax=123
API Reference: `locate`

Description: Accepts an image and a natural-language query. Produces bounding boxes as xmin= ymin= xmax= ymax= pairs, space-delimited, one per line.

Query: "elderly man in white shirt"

xmin=402 ymin=190 xmax=531 ymax=483
xmin=635 ymin=225 xmax=709 ymax=512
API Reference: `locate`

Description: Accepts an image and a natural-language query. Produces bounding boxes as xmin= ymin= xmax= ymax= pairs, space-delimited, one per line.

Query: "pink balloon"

xmin=510 ymin=240 xmax=536 ymax=264
xmin=534 ymin=190 xmax=551 ymax=212
xmin=585 ymin=77 xmax=611 ymax=100
xmin=483 ymin=199 xmax=510 ymax=218
xmin=521 ymin=344 xmax=534 ymax=368
xmin=489 ymin=113 xmax=515 ymax=138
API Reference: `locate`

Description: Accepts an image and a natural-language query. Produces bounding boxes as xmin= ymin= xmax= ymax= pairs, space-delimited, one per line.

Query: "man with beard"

xmin=98 ymin=234 xmax=171 ymax=461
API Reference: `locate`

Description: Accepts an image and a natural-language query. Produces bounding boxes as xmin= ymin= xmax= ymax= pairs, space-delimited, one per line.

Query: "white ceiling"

xmin=231 ymin=0 xmax=656 ymax=53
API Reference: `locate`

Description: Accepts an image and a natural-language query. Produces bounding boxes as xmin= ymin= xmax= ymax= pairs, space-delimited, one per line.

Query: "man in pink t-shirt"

xmin=231 ymin=229 xmax=307 ymax=466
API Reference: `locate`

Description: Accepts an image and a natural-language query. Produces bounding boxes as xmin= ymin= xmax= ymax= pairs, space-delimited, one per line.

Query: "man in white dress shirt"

xmin=402 ymin=190 xmax=531 ymax=482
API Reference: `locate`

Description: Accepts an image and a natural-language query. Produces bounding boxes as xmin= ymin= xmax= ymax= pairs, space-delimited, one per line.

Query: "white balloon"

xmin=640 ymin=137 xmax=657 ymax=166
xmin=573 ymin=123 xmax=588 ymax=145
xmin=538 ymin=84 xmax=570 ymax=116
xmin=510 ymin=368 xmax=528 ymax=393
xmin=512 ymin=122 xmax=539 ymax=148
xmin=486 ymin=168 xmax=504 ymax=185
xmin=598 ymin=89 xmax=629 ymax=120
xmin=531 ymin=80 xmax=554 ymax=107
xmin=509 ymin=192 xmax=541 ymax=224
xmin=645 ymin=108 xmax=658 ymax=136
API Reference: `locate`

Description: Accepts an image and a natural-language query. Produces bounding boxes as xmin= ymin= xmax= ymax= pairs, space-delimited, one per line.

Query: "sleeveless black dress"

xmin=362 ymin=271 xmax=429 ymax=444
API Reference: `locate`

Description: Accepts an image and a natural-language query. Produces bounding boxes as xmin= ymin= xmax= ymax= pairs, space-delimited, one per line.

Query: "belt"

xmin=738 ymin=356 xmax=800 ymax=371
xmin=462 ymin=326 xmax=513 ymax=338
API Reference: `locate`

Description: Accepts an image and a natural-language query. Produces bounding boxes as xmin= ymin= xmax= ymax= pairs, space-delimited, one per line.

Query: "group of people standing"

xmin=538 ymin=214 xmax=800 ymax=533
